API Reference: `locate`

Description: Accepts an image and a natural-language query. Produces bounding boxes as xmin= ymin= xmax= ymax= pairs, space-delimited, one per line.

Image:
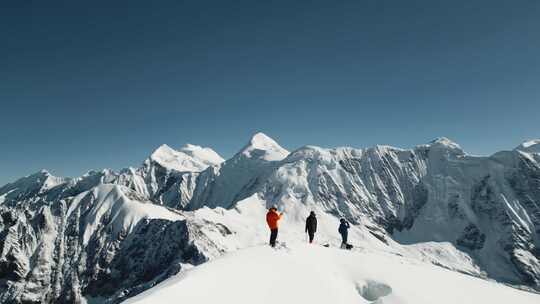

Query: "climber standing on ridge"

xmin=339 ymin=218 xmax=351 ymax=249
xmin=266 ymin=206 xmax=283 ymax=247
xmin=305 ymin=211 xmax=317 ymax=244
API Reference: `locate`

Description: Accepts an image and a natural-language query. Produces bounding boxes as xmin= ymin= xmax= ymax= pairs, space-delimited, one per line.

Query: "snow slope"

xmin=126 ymin=244 xmax=540 ymax=304
xmin=67 ymin=184 xmax=184 ymax=245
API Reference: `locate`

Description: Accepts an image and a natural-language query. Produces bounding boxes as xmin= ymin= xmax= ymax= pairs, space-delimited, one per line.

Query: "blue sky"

xmin=1 ymin=1 xmax=539 ymax=185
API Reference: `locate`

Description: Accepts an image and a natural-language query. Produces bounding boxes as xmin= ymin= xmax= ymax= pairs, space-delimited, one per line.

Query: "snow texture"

xmin=126 ymin=244 xmax=539 ymax=304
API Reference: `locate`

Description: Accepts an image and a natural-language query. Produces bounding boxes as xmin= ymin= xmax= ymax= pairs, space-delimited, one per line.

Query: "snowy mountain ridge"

xmin=1 ymin=133 xmax=540 ymax=303
xmin=147 ymin=143 xmax=224 ymax=172
xmin=516 ymin=139 xmax=540 ymax=154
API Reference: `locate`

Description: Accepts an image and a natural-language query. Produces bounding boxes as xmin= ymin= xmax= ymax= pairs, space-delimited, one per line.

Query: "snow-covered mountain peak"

xmin=429 ymin=137 xmax=461 ymax=148
xmin=417 ymin=137 xmax=465 ymax=157
xmin=148 ymin=143 xmax=223 ymax=172
xmin=239 ymin=132 xmax=289 ymax=161
xmin=249 ymin=132 xmax=276 ymax=146
xmin=26 ymin=169 xmax=55 ymax=183
xmin=38 ymin=171 xmax=67 ymax=190
xmin=37 ymin=168 xmax=50 ymax=175
xmin=515 ymin=139 xmax=540 ymax=154
xmin=150 ymin=144 xmax=177 ymax=160
xmin=0 ymin=169 xmax=67 ymax=198
xmin=178 ymin=143 xmax=224 ymax=164
xmin=285 ymin=145 xmax=336 ymax=165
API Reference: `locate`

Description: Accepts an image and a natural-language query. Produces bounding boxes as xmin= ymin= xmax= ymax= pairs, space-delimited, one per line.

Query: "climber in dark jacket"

xmin=305 ymin=211 xmax=317 ymax=243
xmin=338 ymin=218 xmax=350 ymax=248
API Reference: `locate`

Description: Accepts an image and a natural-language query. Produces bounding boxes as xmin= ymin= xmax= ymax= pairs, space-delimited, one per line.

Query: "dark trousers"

xmin=269 ymin=229 xmax=278 ymax=247
xmin=307 ymin=231 xmax=315 ymax=243
xmin=341 ymin=233 xmax=348 ymax=245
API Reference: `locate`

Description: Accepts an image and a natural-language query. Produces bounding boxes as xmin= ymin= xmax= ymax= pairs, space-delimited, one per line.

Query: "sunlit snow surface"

xmin=240 ymin=132 xmax=290 ymax=161
xmin=124 ymin=194 xmax=538 ymax=304
xmin=148 ymin=143 xmax=224 ymax=172
xmin=67 ymin=184 xmax=184 ymax=245
xmin=126 ymin=243 xmax=539 ymax=304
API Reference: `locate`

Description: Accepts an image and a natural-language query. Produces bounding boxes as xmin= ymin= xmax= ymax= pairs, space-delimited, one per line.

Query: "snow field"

xmin=126 ymin=243 xmax=540 ymax=304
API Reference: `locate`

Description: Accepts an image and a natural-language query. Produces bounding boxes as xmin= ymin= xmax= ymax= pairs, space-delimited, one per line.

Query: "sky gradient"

xmin=1 ymin=1 xmax=539 ymax=185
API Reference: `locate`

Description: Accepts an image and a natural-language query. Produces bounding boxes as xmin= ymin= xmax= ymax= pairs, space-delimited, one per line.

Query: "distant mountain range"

xmin=1 ymin=133 xmax=539 ymax=303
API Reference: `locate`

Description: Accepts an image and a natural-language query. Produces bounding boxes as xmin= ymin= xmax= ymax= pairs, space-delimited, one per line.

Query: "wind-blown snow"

xmin=126 ymin=243 xmax=539 ymax=304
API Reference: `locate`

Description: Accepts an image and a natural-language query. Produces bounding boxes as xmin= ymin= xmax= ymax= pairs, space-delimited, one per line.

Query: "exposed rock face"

xmin=456 ymin=224 xmax=486 ymax=250
xmin=0 ymin=184 xmax=225 ymax=304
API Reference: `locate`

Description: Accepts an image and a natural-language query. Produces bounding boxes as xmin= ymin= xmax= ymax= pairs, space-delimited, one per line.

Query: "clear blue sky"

xmin=1 ymin=1 xmax=539 ymax=185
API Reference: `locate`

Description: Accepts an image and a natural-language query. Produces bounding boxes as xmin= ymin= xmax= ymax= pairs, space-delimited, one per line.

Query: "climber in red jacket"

xmin=266 ymin=206 xmax=283 ymax=247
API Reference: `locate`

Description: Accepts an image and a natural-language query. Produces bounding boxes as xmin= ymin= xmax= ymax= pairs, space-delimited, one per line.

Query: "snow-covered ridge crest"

xmin=179 ymin=143 xmax=225 ymax=164
xmin=239 ymin=132 xmax=289 ymax=161
xmin=419 ymin=136 xmax=463 ymax=151
xmin=127 ymin=244 xmax=540 ymax=304
xmin=67 ymin=184 xmax=184 ymax=245
xmin=148 ymin=143 xmax=224 ymax=172
xmin=0 ymin=169 xmax=69 ymax=201
xmin=515 ymin=139 xmax=540 ymax=154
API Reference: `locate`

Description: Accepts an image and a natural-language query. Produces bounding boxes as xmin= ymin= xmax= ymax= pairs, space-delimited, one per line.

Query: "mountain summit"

xmin=427 ymin=136 xmax=461 ymax=149
xmin=239 ymin=132 xmax=289 ymax=161
xmin=148 ymin=143 xmax=223 ymax=172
